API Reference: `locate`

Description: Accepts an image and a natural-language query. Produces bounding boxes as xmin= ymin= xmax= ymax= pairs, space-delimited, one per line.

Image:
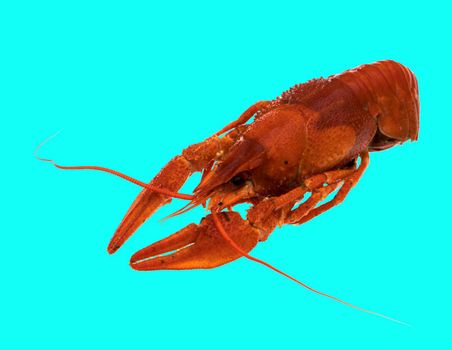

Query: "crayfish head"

xmin=206 ymin=175 xmax=256 ymax=211
xmin=168 ymin=170 xmax=257 ymax=220
xmin=188 ymin=137 xmax=266 ymax=211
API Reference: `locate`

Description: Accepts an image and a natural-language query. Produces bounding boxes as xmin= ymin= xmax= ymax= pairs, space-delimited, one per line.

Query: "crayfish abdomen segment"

xmin=335 ymin=60 xmax=419 ymax=142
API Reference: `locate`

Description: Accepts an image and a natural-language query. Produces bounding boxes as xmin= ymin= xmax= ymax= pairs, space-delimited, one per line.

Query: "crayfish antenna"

xmin=161 ymin=203 xmax=198 ymax=221
xmin=160 ymin=194 xmax=211 ymax=222
xmin=210 ymin=210 xmax=410 ymax=327
xmin=34 ymin=129 xmax=64 ymax=162
xmin=35 ymin=133 xmax=194 ymax=201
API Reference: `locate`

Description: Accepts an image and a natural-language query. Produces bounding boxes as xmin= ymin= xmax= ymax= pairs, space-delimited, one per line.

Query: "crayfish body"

xmin=104 ymin=60 xmax=419 ymax=272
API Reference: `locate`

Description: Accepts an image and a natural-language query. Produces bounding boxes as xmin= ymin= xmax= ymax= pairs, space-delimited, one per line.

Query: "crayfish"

xmin=38 ymin=60 xmax=419 ymax=322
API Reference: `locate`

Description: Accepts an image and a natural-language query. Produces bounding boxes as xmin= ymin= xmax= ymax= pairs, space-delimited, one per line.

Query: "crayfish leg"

xmin=214 ymin=100 xmax=271 ymax=136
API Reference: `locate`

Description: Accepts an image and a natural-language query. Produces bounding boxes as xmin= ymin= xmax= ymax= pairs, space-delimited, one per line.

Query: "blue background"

xmin=2 ymin=1 xmax=451 ymax=349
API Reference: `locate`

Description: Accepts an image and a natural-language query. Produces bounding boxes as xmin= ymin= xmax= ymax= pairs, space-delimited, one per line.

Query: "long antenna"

xmin=35 ymin=132 xmax=194 ymax=201
xmin=211 ymin=211 xmax=410 ymax=326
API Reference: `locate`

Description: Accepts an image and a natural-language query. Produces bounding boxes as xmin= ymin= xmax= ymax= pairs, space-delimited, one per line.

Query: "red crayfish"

xmin=38 ymin=60 xmax=419 ymax=322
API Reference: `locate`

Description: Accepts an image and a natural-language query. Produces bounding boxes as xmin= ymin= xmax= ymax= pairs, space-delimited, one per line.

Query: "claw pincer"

xmin=130 ymin=212 xmax=259 ymax=270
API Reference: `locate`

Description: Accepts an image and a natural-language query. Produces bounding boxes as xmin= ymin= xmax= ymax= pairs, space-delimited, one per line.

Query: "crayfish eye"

xmin=344 ymin=159 xmax=356 ymax=168
xmin=230 ymin=175 xmax=245 ymax=186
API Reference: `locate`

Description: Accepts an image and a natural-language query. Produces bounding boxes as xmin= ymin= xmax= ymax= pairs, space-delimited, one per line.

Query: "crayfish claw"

xmin=130 ymin=212 xmax=260 ymax=271
xmin=108 ymin=156 xmax=192 ymax=254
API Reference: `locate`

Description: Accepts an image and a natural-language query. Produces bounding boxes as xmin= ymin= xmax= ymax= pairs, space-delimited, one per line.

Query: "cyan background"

xmin=2 ymin=1 xmax=451 ymax=349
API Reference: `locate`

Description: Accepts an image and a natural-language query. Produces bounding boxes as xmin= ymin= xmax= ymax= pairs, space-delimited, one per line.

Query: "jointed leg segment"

xmin=214 ymin=101 xmax=271 ymax=136
xmin=246 ymin=153 xmax=369 ymax=238
xmin=291 ymin=152 xmax=370 ymax=225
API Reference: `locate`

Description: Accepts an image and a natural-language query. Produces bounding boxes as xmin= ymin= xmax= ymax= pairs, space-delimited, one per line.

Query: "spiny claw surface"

xmin=108 ymin=156 xmax=191 ymax=254
xmin=130 ymin=212 xmax=260 ymax=270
